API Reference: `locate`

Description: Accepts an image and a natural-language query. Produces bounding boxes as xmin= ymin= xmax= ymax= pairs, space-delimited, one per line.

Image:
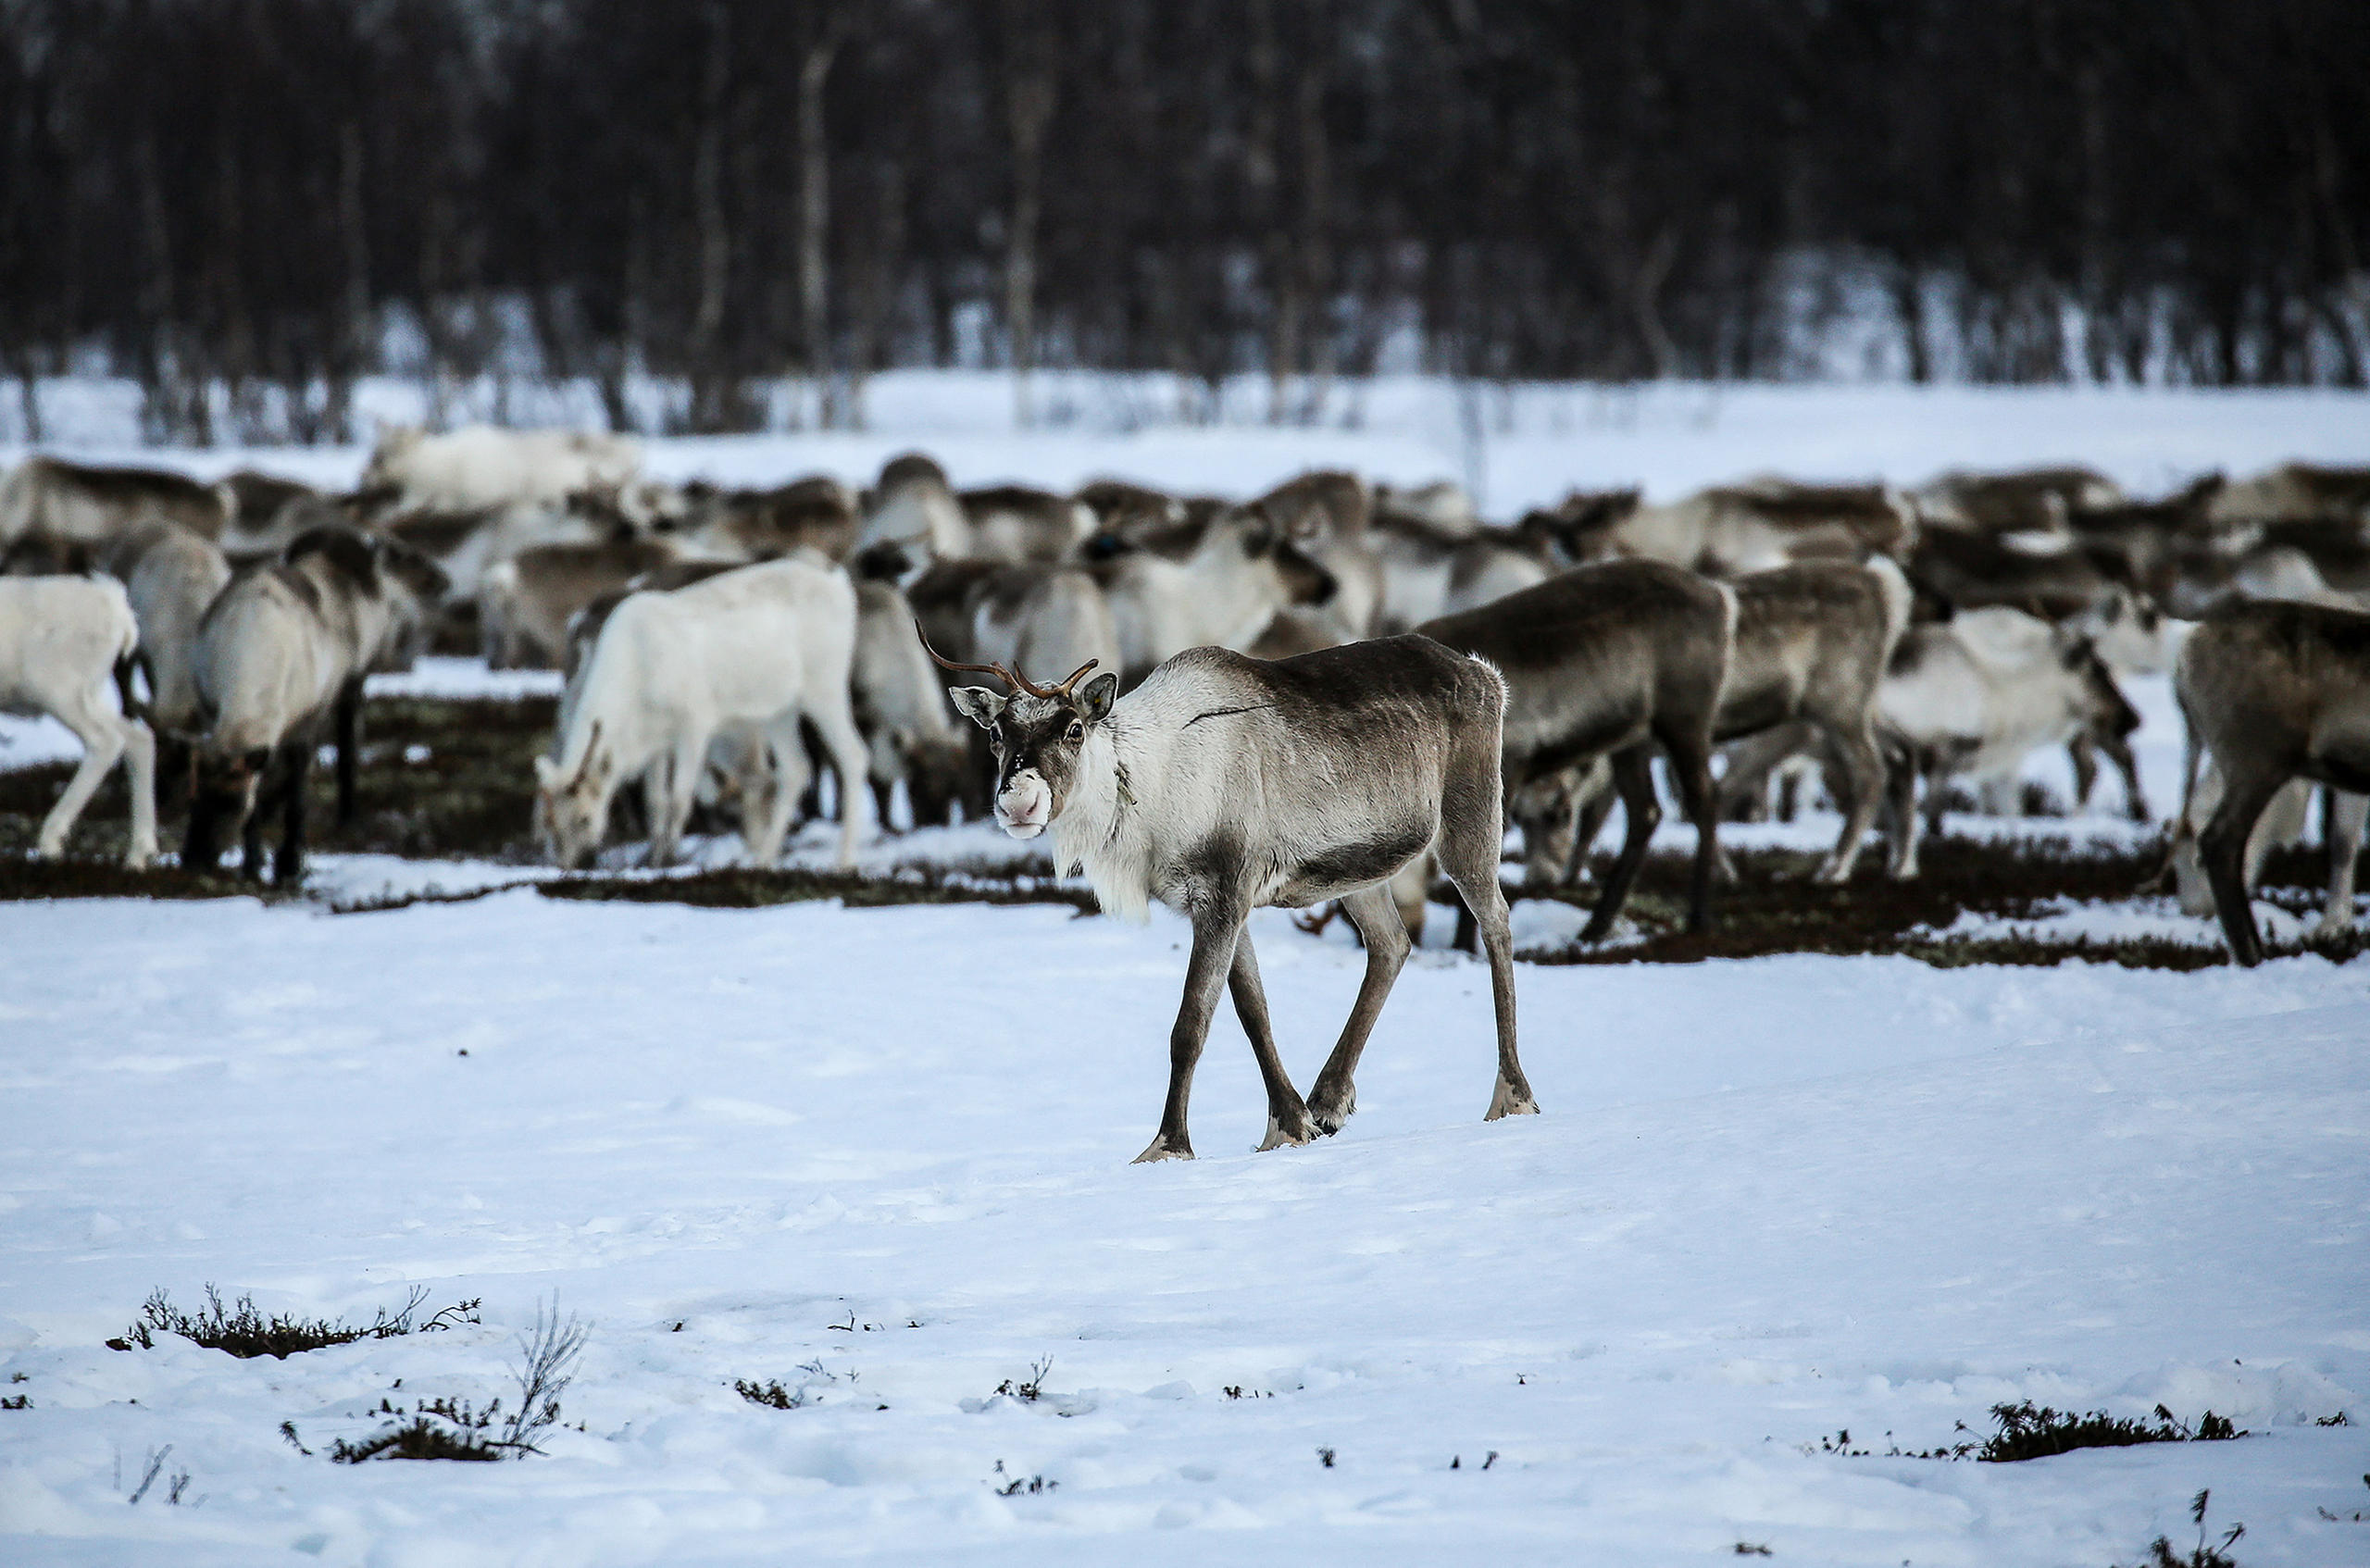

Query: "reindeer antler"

xmin=915 ymin=620 xmax=1098 ymax=700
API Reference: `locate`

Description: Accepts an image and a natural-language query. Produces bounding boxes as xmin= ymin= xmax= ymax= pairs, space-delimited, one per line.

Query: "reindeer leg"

xmin=120 ymin=717 xmax=157 ymax=868
xmin=2099 ymin=731 xmax=2149 ymax=823
xmin=1582 ymin=745 xmax=1660 ymax=942
xmin=1231 ymin=928 xmax=1316 ymax=1151
xmin=274 ymin=740 xmax=312 ymax=884
xmin=1438 ymin=771 xmax=1534 ymax=1120
xmin=1306 ymin=881 xmax=1411 ymax=1135
xmin=1813 ymin=717 xmax=1886 ymax=883
xmin=1567 ymin=769 xmax=1615 ymax=886
xmin=1135 ymin=901 xmax=1245 ymax=1163
xmin=809 ymin=699 xmax=872 ymax=870
xmin=2317 ymin=790 xmax=2365 ymax=939
xmin=333 ymin=679 xmax=362 ymax=828
xmin=2200 ymin=761 xmax=2288 ymax=967
xmin=240 ymin=755 xmax=272 ymax=882
xmin=33 ymin=684 xmax=127 ymax=860
xmin=1663 ymin=729 xmax=1721 ymax=931
xmin=2067 ymin=733 xmax=2100 ymax=810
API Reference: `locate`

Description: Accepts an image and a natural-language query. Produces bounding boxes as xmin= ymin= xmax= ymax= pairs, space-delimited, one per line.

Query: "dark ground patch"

xmin=5 ymin=692 xmax=2364 ymax=969
xmin=537 ymin=865 xmax=1092 ymax=914
xmin=0 ymin=694 xmax=557 ymax=869
xmin=1516 ymin=834 xmax=2367 ymax=968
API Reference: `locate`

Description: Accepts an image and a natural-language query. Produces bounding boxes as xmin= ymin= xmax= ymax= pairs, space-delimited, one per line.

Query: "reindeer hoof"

xmin=1484 ymin=1076 xmax=1540 ymax=1121
xmin=1307 ymin=1085 xmax=1355 ymax=1135
xmin=1131 ymin=1137 xmax=1192 ymax=1164
xmin=1256 ymin=1114 xmax=1316 ymax=1152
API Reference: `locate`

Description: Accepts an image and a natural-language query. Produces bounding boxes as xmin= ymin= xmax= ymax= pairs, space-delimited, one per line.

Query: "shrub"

xmin=109 ymin=1284 xmax=480 ymax=1359
xmin=323 ymin=1301 xmax=585 ymax=1463
xmin=1978 ymin=1401 xmax=2244 ymax=1463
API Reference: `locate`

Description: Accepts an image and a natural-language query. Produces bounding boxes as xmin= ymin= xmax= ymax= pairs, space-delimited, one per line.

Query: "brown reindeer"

xmin=2174 ymin=598 xmax=2370 ymax=965
xmin=1419 ymin=560 xmax=1737 ymax=943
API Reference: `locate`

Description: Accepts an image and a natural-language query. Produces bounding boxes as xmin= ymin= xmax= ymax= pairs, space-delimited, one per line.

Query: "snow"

xmin=7 ymin=373 xmax=2368 ymax=516
xmin=6 ymin=383 xmax=2369 ymax=1562
xmin=1 ymin=889 xmax=2365 ymax=1565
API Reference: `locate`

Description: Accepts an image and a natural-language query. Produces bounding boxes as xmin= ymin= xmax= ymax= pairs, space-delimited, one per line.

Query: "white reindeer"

xmin=1098 ymin=507 xmax=1338 ymax=682
xmin=536 ymin=556 xmax=870 ymax=869
xmin=0 ymin=575 xmax=158 ymax=866
xmin=363 ymin=425 xmax=642 ymax=512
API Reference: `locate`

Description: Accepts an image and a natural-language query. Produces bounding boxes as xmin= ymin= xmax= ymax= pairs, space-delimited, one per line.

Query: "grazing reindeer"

xmin=186 ymin=528 xmax=449 ymax=880
xmin=929 ymin=633 xmax=1532 ymax=1162
xmin=850 ymin=548 xmax=969 ymax=829
xmin=537 ymin=556 xmax=868 ymax=870
xmin=2173 ymin=599 xmax=2370 ymax=965
xmin=2169 ymin=766 xmax=2364 ymax=945
xmin=1699 ymin=558 xmax=1915 ymax=881
xmin=1871 ymin=608 xmax=2139 ymax=876
xmin=1419 ymin=560 xmax=1737 ymax=943
xmin=0 ymin=574 xmax=158 ymax=866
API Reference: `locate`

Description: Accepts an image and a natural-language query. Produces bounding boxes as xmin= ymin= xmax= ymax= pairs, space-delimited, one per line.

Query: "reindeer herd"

xmin=4 ymin=432 xmax=2369 ymax=989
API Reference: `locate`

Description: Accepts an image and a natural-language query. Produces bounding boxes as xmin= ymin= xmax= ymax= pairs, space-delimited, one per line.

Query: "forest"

xmin=1 ymin=0 xmax=2364 ymax=443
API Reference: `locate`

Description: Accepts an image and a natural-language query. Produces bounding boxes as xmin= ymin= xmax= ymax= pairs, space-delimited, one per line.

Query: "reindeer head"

xmin=920 ymin=628 xmax=1117 ymax=840
xmin=533 ymin=722 xmax=614 ymax=868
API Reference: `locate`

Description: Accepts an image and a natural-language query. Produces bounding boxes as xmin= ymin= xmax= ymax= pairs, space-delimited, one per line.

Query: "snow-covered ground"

xmin=6 ymin=385 xmax=2368 ymax=1562
xmin=7 ymin=373 xmax=2367 ymax=516
xmin=1 ymin=887 xmax=2365 ymax=1566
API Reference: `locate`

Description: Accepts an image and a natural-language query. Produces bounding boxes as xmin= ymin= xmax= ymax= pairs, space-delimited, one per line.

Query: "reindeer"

xmin=929 ymin=631 xmax=1532 ymax=1162
xmin=536 ymin=555 xmax=869 ymax=870
xmin=0 ymin=574 xmax=158 ymax=866
xmin=677 ymin=476 xmax=860 ymax=565
xmin=1096 ymin=507 xmax=1338 ymax=683
xmin=959 ymin=485 xmax=1095 ymax=564
xmin=1593 ymin=481 xmax=1915 ymax=578
xmin=362 ymin=424 xmax=642 ymax=512
xmin=185 ymin=528 xmax=449 ymax=880
xmin=102 ymin=517 xmax=231 ymax=740
xmin=1418 ymin=560 xmax=1737 ymax=943
xmin=2173 ymin=598 xmax=2370 ymax=965
xmin=480 ymin=534 xmax=687 ymax=669
xmin=0 ymin=455 xmax=228 ymax=546
xmin=1871 ymin=608 xmax=2139 ymax=876
xmin=849 ymin=547 xmax=969 ymax=829
xmin=2205 ymin=462 xmax=2370 ymax=531
xmin=2168 ymin=766 xmax=2364 ymax=946
xmin=1915 ymin=467 xmax=2124 ymax=536
xmin=858 ymin=453 xmax=970 ymax=562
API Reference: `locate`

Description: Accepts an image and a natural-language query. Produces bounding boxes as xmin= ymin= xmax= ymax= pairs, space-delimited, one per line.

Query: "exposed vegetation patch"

xmin=1975 ymin=1401 xmax=2243 ymax=1462
xmin=2122 ymin=1489 xmax=2247 ymax=1568
xmin=318 ymin=1304 xmax=585 ymax=1463
xmin=538 ymin=865 xmax=1091 ymax=914
xmin=1516 ymin=835 xmax=2365 ymax=970
xmin=108 ymin=1284 xmax=480 ymax=1359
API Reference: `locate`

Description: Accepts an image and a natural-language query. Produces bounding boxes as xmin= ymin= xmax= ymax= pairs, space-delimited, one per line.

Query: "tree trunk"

xmin=684 ymin=2 xmax=737 ymax=433
xmin=1002 ymin=3 xmax=1058 ymax=429
xmin=798 ymin=26 xmax=843 ymax=428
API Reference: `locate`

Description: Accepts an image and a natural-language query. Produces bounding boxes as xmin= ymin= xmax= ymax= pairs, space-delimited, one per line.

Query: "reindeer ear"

xmin=534 ymin=755 xmax=561 ymax=789
xmin=949 ymin=686 xmax=1007 ymax=729
xmin=1079 ymin=672 xmax=1118 ymax=724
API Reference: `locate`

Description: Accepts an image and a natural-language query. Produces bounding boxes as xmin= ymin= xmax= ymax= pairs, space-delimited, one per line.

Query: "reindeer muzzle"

xmin=995 ymin=770 xmax=1053 ymax=839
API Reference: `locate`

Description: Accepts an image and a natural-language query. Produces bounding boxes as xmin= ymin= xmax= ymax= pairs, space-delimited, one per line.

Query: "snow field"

xmin=0 ymin=888 xmax=2365 ymax=1564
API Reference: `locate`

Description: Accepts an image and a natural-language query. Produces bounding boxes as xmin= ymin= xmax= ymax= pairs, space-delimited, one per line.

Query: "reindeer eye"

xmin=1066 ymin=720 xmax=1084 ymax=741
